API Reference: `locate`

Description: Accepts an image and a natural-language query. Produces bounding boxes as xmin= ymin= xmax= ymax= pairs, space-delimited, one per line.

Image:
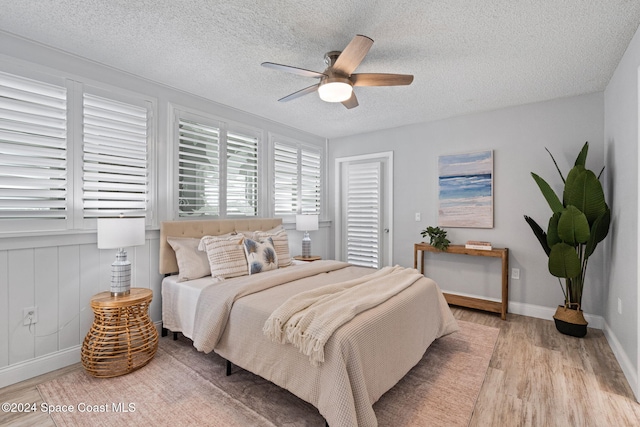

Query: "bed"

xmin=159 ymin=218 xmax=458 ymax=427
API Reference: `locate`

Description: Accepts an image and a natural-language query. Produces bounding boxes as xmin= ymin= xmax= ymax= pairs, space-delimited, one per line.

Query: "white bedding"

xmin=161 ymin=274 xmax=220 ymax=339
xmin=161 ymin=259 xmax=306 ymax=338
xmin=163 ymin=260 xmax=458 ymax=427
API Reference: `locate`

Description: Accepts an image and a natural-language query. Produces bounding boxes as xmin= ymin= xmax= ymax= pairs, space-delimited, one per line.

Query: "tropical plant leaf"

xmin=557 ymin=205 xmax=590 ymax=245
xmin=531 ymin=173 xmax=564 ymax=213
xmin=574 ymin=141 xmax=588 ymax=167
xmin=548 ymin=243 xmax=581 ymax=278
xmin=524 ymin=215 xmax=551 ymax=256
xmin=585 ymin=206 xmax=611 ymax=258
xmin=545 ymin=147 xmax=566 ymax=184
xmin=546 ymin=212 xmax=561 ymax=248
xmin=564 ymin=167 xmax=606 ymax=224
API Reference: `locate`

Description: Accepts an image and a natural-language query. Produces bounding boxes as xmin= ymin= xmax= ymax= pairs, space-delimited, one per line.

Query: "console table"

xmin=414 ymin=243 xmax=509 ymax=320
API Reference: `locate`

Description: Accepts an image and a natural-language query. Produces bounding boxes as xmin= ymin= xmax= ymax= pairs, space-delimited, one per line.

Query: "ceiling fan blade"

xmin=278 ymin=83 xmax=319 ymax=102
xmin=341 ymin=92 xmax=359 ymax=109
xmin=351 ymin=73 xmax=414 ymax=86
xmin=262 ymin=62 xmax=326 ymax=78
xmin=332 ymin=35 xmax=374 ymax=75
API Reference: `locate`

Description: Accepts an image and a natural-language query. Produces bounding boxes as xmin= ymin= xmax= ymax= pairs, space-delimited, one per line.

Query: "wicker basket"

xmin=81 ymin=288 xmax=158 ymax=378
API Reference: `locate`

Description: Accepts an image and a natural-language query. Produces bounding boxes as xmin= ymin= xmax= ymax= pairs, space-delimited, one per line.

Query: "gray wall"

xmin=329 ymin=93 xmax=605 ymax=319
xmin=604 ymin=24 xmax=640 ymax=398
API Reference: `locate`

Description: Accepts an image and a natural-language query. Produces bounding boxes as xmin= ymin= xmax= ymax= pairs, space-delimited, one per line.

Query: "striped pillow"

xmin=254 ymin=226 xmax=292 ymax=267
xmin=198 ymin=235 xmax=248 ymax=279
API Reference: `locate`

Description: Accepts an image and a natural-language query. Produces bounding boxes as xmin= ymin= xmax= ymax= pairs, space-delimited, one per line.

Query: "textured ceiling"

xmin=1 ymin=1 xmax=639 ymax=139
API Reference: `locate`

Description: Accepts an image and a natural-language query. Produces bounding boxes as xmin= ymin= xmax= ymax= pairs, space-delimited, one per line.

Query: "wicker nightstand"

xmin=81 ymin=288 xmax=158 ymax=378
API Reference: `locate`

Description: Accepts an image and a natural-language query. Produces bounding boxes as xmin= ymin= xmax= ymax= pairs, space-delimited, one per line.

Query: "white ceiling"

xmin=1 ymin=1 xmax=639 ymax=139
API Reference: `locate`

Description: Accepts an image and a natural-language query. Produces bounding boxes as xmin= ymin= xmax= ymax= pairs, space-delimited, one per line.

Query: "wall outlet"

xmin=511 ymin=268 xmax=520 ymax=280
xmin=23 ymin=306 xmax=38 ymax=326
xmin=618 ymin=298 xmax=622 ymax=314
xmin=415 ymin=212 xmax=421 ymax=221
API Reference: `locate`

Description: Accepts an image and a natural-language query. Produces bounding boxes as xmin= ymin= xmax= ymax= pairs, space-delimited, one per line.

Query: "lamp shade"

xmin=296 ymin=214 xmax=319 ymax=231
xmin=97 ymin=218 xmax=146 ymax=249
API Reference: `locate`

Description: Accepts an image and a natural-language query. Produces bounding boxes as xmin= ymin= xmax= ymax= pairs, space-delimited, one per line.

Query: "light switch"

xmin=415 ymin=212 xmax=421 ymax=221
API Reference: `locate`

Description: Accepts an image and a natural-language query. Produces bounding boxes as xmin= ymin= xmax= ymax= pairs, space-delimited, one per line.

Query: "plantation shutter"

xmin=300 ymin=147 xmax=321 ymax=215
xmin=273 ymin=142 xmax=298 ymax=215
xmin=0 ymin=71 xmax=68 ymax=226
xmin=82 ymin=93 xmax=148 ymax=219
xmin=177 ymin=118 xmax=220 ymax=217
xmin=226 ymin=130 xmax=258 ymax=216
xmin=273 ymin=141 xmax=321 ymax=217
xmin=345 ymin=162 xmax=381 ymax=268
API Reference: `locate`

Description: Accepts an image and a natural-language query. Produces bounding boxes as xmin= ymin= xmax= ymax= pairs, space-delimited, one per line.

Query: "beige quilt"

xmin=192 ymin=260 xmax=458 ymax=427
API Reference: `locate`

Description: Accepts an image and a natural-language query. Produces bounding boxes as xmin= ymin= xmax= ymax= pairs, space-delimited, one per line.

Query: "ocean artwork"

xmin=438 ymin=150 xmax=493 ymax=228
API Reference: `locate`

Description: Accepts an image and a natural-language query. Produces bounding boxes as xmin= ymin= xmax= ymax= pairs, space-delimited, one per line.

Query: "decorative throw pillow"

xmin=199 ymin=235 xmax=248 ymax=279
xmin=167 ymin=237 xmax=211 ymax=282
xmin=243 ymin=237 xmax=278 ymax=275
xmin=254 ymin=226 xmax=292 ymax=267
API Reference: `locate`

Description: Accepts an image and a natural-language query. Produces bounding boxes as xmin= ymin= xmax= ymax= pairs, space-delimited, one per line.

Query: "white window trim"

xmin=74 ymin=83 xmax=156 ymax=229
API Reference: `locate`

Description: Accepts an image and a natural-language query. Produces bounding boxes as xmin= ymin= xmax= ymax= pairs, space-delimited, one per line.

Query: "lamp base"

xmin=301 ymin=231 xmax=311 ymax=258
xmin=110 ymin=249 xmax=131 ymax=297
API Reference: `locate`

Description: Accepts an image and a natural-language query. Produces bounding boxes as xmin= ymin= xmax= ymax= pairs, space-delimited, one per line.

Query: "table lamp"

xmin=97 ymin=217 xmax=146 ymax=296
xmin=296 ymin=214 xmax=318 ymax=258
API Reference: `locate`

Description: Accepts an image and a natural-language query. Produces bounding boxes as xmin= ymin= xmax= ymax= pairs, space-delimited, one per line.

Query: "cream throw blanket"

xmin=263 ymin=265 xmax=424 ymax=366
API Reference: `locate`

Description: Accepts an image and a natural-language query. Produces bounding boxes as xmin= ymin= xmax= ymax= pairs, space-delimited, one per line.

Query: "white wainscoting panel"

xmin=0 ymin=232 xmax=163 ymax=388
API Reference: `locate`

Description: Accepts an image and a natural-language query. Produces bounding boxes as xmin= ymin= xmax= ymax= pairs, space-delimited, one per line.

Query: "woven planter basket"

xmin=553 ymin=304 xmax=588 ymax=337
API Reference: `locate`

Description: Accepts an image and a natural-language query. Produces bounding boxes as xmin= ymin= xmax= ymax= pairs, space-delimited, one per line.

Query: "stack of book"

xmin=465 ymin=240 xmax=492 ymax=250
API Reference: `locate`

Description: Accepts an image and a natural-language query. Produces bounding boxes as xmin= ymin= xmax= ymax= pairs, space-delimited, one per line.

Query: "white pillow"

xmin=254 ymin=226 xmax=292 ymax=267
xmin=243 ymin=237 xmax=278 ymax=274
xmin=199 ymin=235 xmax=248 ymax=279
xmin=167 ymin=237 xmax=211 ymax=282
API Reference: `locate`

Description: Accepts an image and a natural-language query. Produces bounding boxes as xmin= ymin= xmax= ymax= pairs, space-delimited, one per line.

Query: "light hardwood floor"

xmin=1 ymin=308 xmax=639 ymax=426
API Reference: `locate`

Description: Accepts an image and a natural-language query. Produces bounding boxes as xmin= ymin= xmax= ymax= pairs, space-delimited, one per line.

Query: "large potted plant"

xmin=524 ymin=142 xmax=610 ymax=337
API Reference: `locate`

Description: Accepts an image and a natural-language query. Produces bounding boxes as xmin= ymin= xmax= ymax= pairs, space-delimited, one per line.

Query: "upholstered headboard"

xmin=159 ymin=218 xmax=283 ymax=275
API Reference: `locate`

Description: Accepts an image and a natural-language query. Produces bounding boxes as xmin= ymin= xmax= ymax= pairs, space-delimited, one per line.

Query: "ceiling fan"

xmin=261 ymin=35 xmax=414 ymax=109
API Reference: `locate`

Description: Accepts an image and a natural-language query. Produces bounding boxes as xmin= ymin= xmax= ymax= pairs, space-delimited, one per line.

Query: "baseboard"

xmin=0 ymin=321 xmax=164 ymax=389
xmin=507 ymin=300 xmax=604 ymax=329
xmin=603 ymin=321 xmax=639 ymax=402
xmin=443 ymin=291 xmax=605 ymax=329
xmin=0 ymin=345 xmax=81 ymax=389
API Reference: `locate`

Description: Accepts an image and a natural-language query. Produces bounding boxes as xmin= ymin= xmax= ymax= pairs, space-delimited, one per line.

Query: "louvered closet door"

xmin=337 ymin=154 xmax=392 ymax=268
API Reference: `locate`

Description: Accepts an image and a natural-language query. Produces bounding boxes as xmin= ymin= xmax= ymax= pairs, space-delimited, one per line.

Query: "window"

xmin=0 ymin=71 xmax=69 ymax=231
xmin=226 ymin=131 xmax=258 ymax=216
xmin=82 ymin=93 xmax=149 ymax=219
xmin=344 ymin=161 xmax=382 ymax=268
xmin=176 ymin=112 xmax=260 ymax=218
xmin=273 ymin=139 xmax=322 ymax=217
xmin=0 ymin=67 xmax=155 ymax=233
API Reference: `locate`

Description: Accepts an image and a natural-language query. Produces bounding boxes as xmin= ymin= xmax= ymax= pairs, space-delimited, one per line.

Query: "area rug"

xmin=38 ymin=320 xmax=498 ymax=427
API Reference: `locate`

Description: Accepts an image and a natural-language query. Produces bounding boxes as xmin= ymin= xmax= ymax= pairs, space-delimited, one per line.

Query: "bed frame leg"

xmin=161 ymin=327 xmax=168 ymax=337
xmin=173 ymin=332 xmax=178 ymax=340
xmin=226 ymin=360 xmax=232 ymax=376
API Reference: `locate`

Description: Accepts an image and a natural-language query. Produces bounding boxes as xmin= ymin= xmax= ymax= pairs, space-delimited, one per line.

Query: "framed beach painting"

xmin=438 ymin=150 xmax=493 ymax=228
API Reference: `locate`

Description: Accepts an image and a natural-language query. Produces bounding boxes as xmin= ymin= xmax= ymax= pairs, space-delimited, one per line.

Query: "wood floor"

xmin=1 ymin=308 xmax=639 ymax=426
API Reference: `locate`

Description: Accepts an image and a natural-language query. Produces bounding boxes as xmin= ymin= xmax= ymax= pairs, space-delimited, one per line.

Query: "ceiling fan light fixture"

xmin=318 ymin=78 xmax=352 ymax=102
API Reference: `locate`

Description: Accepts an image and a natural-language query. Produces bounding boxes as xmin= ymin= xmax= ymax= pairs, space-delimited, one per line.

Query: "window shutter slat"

xmin=82 ymin=93 xmax=148 ymax=218
xmin=226 ymin=131 xmax=258 ymax=217
xmin=346 ymin=162 xmax=380 ymax=268
xmin=178 ymin=118 xmax=220 ymax=217
xmin=0 ymin=71 xmax=68 ymax=223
